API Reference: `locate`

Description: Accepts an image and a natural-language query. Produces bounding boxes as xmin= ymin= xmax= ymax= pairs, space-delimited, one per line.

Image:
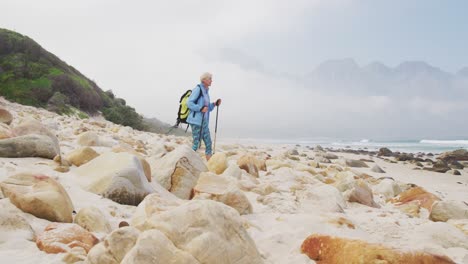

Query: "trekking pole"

xmin=213 ymin=105 xmax=219 ymax=154
xmin=198 ymin=112 xmax=205 ymax=150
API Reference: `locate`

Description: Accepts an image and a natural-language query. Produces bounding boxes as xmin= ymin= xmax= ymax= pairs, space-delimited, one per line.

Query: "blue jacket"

xmin=187 ymin=84 xmax=215 ymax=126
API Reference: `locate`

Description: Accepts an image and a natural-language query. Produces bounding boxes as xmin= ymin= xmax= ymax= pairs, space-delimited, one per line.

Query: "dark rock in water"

xmin=371 ymin=164 xmax=385 ymax=173
xmin=378 ymin=147 xmax=393 ymax=157
xmin=438 ymin=149 xmax=468 ymax=162
xmin=430 ymin=160 xmax=451 ymax=173
xmin=0 ymin=135 xmax=60 ymax=159
xmin=448 ymin=160 xmax=464 ymax=170
xmin=345 ymin=159 xmax=369 ymax=168
xmin=427 ymin=153 xmax=434 ymax=157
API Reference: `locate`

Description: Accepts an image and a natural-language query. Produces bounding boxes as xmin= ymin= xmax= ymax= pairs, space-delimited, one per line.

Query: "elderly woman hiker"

xmin=187 ymin=72 xmax=221 ymax=161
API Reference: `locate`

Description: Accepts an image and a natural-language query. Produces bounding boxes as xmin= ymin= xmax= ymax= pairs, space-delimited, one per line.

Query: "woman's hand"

xmin=201 ymin=106 xmax=208 ymax=113
xmin=215 ymin=99 xmax=222 ymax=106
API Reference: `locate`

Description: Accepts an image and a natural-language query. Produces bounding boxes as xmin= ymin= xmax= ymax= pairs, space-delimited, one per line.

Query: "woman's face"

xmin=202 ymin=77 xmax=212 ymax=87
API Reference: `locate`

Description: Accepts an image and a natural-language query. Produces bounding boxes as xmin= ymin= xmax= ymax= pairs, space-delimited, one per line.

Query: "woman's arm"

xmin=187 ymin=86 xmax=204 ymax=111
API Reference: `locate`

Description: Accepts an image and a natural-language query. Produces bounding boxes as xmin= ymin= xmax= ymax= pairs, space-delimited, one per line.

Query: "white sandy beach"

xmin=0 ymin=97 xmax=467 ymax=264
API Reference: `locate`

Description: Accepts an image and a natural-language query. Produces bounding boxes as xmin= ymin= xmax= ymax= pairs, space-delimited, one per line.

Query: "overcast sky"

xmin=1 ymin=0 xmax=468 ymax=140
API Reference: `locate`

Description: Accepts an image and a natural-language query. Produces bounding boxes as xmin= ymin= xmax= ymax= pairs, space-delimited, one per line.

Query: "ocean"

xmin=222 ymin=138 xmax=468 ymax=154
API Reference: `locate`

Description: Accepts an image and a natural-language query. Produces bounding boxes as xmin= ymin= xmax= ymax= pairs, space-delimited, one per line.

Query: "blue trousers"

xmin=191 ymin=122 xmax=212 ymax=155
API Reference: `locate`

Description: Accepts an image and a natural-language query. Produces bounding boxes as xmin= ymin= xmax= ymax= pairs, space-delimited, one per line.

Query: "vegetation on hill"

xmin=0 ymin=28 xmax=145 ymax=130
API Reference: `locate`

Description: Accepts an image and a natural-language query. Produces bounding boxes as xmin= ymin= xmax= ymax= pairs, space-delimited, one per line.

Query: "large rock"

xmin=112 ymin=146 xmax=152 ymax=182
xmin=121 ymin=229 xmax=200 ymax=264
xmin=390 ymin=186 xmax=440 ymax=211
xmin=297 ymin=184 xmax=347 ymax=213
xmin=373 ymin=178 xmax=402 ymax=199
xmin=74 ymin=206 xmax=112 ymax=233
xmin=77 ymin=131 xmax=100 ymax=146
xmin=36 ymin=223 xmax=99 ymax=254
xmin=207 ymin=152 xmax=228 ymax=174
xmin=0 ymin=108 xmax=13 ymax=125
xmin=135 ymin=199 xmax=263 ymax=264
xmin=345 ymin=159 xmax=369 ymax=168
xmin=74 ymin=152 xmax=154 ymax=205
xmin=431 ymin=160 xmax=451 ymax=173
xmin=430 ymin=201 xmax=468 ymax=222
xmin=237 ymin=154 xmax=261 ymax=177
xmin=0 ymin=173 xmax=74 ymax=222
xmin=193 ymin=172 xmax=252 ymax=215
xmin=0 ymin=200 xmax=35 ymax=243
xmin=66 ymin=147 xmax=100 ymax=167
xmin=378 ymin=147 xmax=393 ymax=157
xmin=345 ymin=180 xmax=380 ymax=208
xmin=152 ymin=145 xmax=207 ymax=199
xmin=438 ymin=149 xmax=468 ymax=162
xmin=86 ymin=227 xmax=140 ymax=264
xmin=301 ymin=234 xmax=455 ymax=264
xmin=371 ymin=164 xmax=386 ymax=173
xmin=12 ymin=119 xmax=60 ymax=150
xmin=221 ymin=164 xmax=243 ymax=180
xmin=0 ymin=134 xmax=60 ymax=159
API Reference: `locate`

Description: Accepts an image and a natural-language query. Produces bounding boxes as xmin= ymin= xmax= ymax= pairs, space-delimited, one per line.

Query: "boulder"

xmin=438 ymin=149 xmax=468 ymax=162
xmin=86 ymin=227 xmax=140 ymax=264
xmin=221 ymin=164 xmax=243 ymax=180
xmin=36 ymin=223 xmax=99 ymax=254
xmin=207 ymin=152 xmax=228 ymax=174
xmin=371 ymin=164 xmax=386 ymax=173
xmin=323 ymin=153 xmax=338 ymax=159
xmin=449 ymin=160 xmax=464 ymax=170
xmin=345 ymin=180 xmax=380 ymax=208
xmin=301 ymin=234 xmax=455 ymax=264
xmin=237 ymin=154 xmax=260 ymax=177
xmin=152 ymin=145 xmax=207 ymax=199
xmin=112 ymin=147 xmax=152 ymax=182
xmin=373 ymin=179 xmax=402 ymax=199
xmin=135 ymin=200 xmax=263 ymax=264
xmin=74 ymin=206 xmax=112 ymax=233
xmin=65 ymin=147 xmax=100 ymax=167
xmin=378 ymin=147 xmax=393 ymax=157
xmin=395 ymin=153 xmax=414 ymax=161
xmin=0 ymin=108 xmax=13 ymax=125
xmin=390 ymin=187 xmax=440 ymax=211
xmin=450 ymin=170 xmax=462 ymax=176
xmin=429 ymin=201 xmax=468 ymax=222
xmin=345 ymin=159 xmax=369 ymax=168
xmin=74 ymin=152 xmax=154 ymax=205
xmin=11 ymin=119 xmax=60 ymax=149
xmin=0 ymin=134 xmax=59 ymax=159
xmin=193 ymin=172 xmax=252 ymax=215
xmin=77 ymin=131 xmax=100 ymax=146
xmin=0 ymin=123 xmax=12 ymax=139
xmin=431 ymin=160 xmax=451 ymax=173
xmin=297 ymin=184 xmax=347 ymax=213
xmin=0 ymin=173 xmax=74 ymax=222
xmin=0 ymin=200 xmax=35 ymax=243
xmin=121 ymin=229 xmax=200 ymax=264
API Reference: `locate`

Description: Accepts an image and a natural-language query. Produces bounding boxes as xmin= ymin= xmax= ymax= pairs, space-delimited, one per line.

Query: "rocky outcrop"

xmin=36 ymin=223 xmax=99 ymax=254
xmin=301 ymin=234 xmax=455 ymax=264
xmin=74 ymin=152 xmax=154 ymax=205
xmin=0 ymin=173 xmax=74 ymax=222
xmin=151 ymin=145 xmax=207 ymax=199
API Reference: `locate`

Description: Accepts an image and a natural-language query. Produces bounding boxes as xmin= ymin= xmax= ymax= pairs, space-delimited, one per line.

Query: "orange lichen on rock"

xmin=36 ymin=223 xmax=99 ymax=254
xmin=301 ymin=234 xmax=454 ymax=264
xmin=390 ymin=186 xmax=440 ymax=211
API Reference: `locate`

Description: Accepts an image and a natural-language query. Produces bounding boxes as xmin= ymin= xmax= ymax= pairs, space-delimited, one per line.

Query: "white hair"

xmin=200 ymin=72 xmax=212 ymax=82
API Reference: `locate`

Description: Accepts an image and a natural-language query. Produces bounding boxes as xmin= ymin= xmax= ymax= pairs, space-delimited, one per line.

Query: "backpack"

xmin=174 ymin=85 xmax=203 ymax=131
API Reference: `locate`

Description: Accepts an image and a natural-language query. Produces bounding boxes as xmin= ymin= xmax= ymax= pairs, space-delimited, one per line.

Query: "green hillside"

xmin=0 ymin=28 xmax=144 ymax=130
